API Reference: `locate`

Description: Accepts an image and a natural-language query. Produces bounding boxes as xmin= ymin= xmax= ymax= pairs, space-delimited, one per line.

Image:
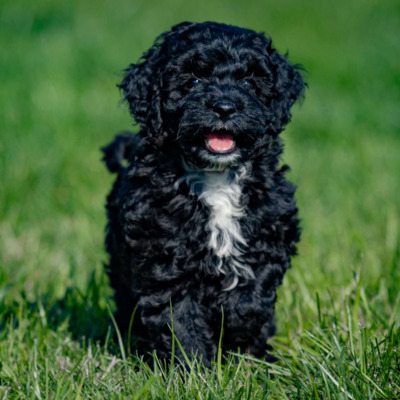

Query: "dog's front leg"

xmin=141 ymin=296 xmax=217 ymax=367
xmin=220 ymin=278 xmax=278 ymax=358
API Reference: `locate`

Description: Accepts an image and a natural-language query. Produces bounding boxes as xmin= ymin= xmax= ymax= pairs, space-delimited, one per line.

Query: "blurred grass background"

xmin=0 ymin=0 xmax=399 ymax=397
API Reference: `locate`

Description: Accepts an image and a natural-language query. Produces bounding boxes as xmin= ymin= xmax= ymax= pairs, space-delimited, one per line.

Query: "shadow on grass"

xmin=44 ymin=270 xmax=113 ymax=343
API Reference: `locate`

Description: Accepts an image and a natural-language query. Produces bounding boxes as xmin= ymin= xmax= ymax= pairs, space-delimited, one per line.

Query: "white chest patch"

xmin=177 ymin=165 xmax=255 ymax=289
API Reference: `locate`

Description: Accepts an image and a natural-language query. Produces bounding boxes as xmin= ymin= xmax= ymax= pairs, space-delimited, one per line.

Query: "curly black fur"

xmin=103 ymin=22 xmax=305 ymax=366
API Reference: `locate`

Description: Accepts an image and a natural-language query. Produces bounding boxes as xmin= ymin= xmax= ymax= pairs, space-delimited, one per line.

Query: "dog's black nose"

xmin=213 ymin=102 xmax=236 ymax=118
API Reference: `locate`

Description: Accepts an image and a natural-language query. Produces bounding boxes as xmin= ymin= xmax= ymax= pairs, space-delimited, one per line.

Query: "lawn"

xmin=1 ymin=0 xmax=399 ymax=398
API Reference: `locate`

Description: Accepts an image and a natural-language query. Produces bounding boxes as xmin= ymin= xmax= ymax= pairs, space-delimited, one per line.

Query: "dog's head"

xmin=120 ymin=22 xmax=305 ymax=168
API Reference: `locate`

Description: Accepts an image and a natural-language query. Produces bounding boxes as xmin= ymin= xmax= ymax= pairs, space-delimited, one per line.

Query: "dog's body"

xmin=103 ymin=22 xmax=304 ymax=366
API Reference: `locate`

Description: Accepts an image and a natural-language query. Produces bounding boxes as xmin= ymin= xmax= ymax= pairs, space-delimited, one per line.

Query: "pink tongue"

xmin=205 ymin=133 xmax=235 ymax=152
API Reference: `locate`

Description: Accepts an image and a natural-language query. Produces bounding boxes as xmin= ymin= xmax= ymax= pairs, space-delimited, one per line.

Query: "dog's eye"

xmin=242 ymin=79 xmax=254 ymax=87
xmin=186 ymin=77 xmax=201 ymax=90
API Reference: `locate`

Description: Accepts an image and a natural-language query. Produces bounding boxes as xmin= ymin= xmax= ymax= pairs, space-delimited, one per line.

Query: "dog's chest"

xmin=200 ymin=172 xmax=245 ymax=259
xmin=181 ymin=168 xmax=255 ymax=287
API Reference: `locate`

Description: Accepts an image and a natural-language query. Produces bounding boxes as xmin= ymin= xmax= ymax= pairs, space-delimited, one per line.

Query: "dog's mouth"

xmin=204 ymin=132 xmax=236 ymax=154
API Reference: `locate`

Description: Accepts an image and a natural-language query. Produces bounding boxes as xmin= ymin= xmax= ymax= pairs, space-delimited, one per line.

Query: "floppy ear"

xmin=119 ymin=44 xmax=164 ymax=130
xmin=268 ymin=46 xmax=305 ymax=133
xmin=119 ymin=22 xmax=196 ymax=133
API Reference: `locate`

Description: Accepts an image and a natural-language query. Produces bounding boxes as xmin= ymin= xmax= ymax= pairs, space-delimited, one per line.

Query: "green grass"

xmin=1 ymin=0 xmax=399 ymax=398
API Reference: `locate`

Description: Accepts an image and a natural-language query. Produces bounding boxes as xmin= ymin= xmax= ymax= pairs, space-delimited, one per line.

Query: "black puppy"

xmin=103 ymin=22 xmax=305 ymax=366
